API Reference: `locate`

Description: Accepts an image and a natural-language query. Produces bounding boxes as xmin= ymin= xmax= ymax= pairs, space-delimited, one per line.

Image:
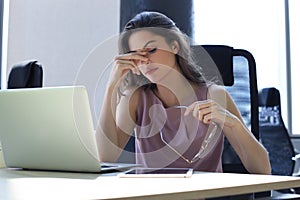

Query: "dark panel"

xmin=120 ymin=0 xmax=194 ymax=38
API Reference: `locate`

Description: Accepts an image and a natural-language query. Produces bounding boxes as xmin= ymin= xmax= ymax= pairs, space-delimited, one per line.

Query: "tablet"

xmin=118 ymin=168 xmax=193 ymax=178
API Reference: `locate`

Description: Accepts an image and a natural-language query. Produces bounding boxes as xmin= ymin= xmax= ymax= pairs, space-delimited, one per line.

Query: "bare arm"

xmin=96 ymin=53 xmax=146 ymax=162
xmin=96 ymin=84 xmax=123 ymax=162
xmin=214 ymin=86 xmax=271 ymax=174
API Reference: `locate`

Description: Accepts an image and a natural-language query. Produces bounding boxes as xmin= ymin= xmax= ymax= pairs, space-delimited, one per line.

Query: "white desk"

xmin=1 ymin=168 xmax=300 ymax=200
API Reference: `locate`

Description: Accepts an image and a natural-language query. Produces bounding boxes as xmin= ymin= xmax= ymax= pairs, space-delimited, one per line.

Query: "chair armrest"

xmin=292 ymin=149 xmax=300 ymax=161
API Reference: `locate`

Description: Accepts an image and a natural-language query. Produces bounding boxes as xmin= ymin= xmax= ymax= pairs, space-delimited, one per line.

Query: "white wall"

xmin=5 ymin=0 xmax=120 ymax=125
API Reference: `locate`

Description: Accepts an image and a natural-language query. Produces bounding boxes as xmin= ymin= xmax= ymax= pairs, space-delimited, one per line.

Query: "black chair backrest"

xmin=192 ymin=45 xmax=259 ymax=174
xmin=191 ymin=45 xmax=234 ymax=86
xmin=7 ymin=60 xmax=43 ymax=89
xmin=192 ymin=45 xmax=259 ymax=137
xmin=258 ymin=87 xmax=295 ymax=176
xmin=259 ymin=87 xmax=281 ymax=114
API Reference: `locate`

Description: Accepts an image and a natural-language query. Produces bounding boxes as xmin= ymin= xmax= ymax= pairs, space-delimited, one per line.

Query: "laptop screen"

xmin=0 ymin=86 xmax=101 ymax=172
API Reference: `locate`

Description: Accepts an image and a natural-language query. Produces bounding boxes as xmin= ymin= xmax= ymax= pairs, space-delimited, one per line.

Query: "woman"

xmin=96 ymin=11 xmax=271 ymax=174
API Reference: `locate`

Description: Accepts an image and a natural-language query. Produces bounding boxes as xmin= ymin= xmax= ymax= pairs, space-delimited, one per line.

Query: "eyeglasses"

xmin=159 ymin=106 xmax=219 ymax=164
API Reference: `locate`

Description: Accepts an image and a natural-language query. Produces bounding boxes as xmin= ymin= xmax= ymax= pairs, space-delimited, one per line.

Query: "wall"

xmin=5 ymin=0 xmax=120 ymax=125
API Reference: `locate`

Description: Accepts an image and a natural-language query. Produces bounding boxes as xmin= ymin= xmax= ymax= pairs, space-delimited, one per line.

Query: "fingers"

xmin=115 ymin=59 xmax=140 ymax=75
xmin=115 ymin=51 xmax=148 ymax=62
xmin=114 ymin=52 xmax=149 ymax=75
xmin=184 ymin=100 xmax=216 ymax=124
xmin=184 ymin=100 xmax=212 ymax=116
xmin=184 ymin=100 xmax=240 ymax=128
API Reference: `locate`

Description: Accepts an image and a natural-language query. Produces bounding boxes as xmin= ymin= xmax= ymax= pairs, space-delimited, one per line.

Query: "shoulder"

xmin=120 ymin=86 xmax=142 ymax=104
xmin=128 ymin=86 xmax=143 ymax=108
xmin=207 ymin=84 xmax=234 ymax=108
xmin=123 ymin=84 xmax=154 ymax=105
xmin=207 ymin=84 xmax=243 ymax=118
xmin=207 ymin=84 xmax=229 ymax=99
xmin=118 ymin=86 xmax=143 ymax=118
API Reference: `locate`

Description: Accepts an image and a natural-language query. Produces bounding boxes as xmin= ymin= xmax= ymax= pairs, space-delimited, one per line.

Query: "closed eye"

xmin=147 ymin=47 xmax=157 ymax=54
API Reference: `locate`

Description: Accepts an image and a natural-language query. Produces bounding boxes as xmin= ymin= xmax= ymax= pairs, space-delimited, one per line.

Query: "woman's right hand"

xmin=107 ymin=52 xmax=149 ymax=86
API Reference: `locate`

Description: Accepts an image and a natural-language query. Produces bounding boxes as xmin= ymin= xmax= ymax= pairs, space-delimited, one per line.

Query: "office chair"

xmin=7 ymin=60 xmax=43 ymax=89
xmin=259 ymin=87 xmax=300 ymax=199
xmin=259 ymin=87 xmax=295 ymax=176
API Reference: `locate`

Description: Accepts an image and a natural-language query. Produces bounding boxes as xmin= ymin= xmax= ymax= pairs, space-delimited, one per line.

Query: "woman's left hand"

xmin=184 ymin=99 xmax=240 ymax=128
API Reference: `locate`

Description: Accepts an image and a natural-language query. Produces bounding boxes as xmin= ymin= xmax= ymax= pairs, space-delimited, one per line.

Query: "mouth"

xmin=145 ymin=68 xmax=158 ymax=75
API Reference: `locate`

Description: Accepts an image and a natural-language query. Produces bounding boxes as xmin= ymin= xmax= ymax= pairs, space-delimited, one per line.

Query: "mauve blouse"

xmin=134 ymin=85 xmax=224 ymax=172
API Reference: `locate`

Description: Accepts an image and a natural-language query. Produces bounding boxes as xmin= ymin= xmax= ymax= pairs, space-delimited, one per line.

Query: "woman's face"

xmin=128 ymin=30 xmax=179 ymax=83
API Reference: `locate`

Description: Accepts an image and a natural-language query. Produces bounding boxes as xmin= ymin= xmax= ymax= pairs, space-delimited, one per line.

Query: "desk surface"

xmin=1 ymin=168 xmax=300 ymax=200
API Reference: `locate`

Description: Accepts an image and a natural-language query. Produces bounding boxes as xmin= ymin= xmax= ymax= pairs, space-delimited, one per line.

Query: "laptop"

xmin=0 ymin=86 xmax=136 ymax=173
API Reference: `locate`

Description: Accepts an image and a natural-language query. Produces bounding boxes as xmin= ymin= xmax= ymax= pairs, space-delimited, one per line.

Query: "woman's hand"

xmin=184 ymin=99 xmax=240 ymax=129
xmin=107 ymin=52 xmax=148 ymax=86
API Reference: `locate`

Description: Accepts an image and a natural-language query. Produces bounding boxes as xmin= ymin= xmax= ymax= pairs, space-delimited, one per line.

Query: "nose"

xmin=135 ymin=50 xmax=150 ymax=67
xmin=136 ymin=58 xmax=150 ymax=67
xmin=136 ymin=59 xmax=150 ymax=75
xmin=140 ymin=59 xmax=150 ymax=65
